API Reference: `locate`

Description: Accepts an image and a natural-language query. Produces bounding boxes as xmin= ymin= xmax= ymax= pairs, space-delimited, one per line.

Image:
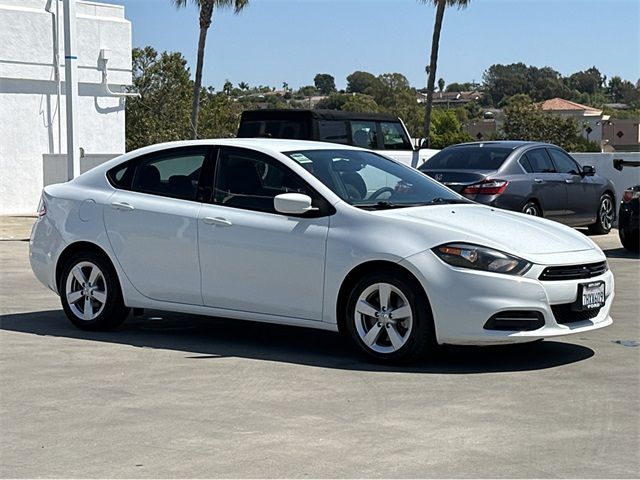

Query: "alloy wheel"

xmin=65 ymin=261 xmax=108 ymax=321
xmin=599 ymin=196 xmax=613 ymax=231
xmin=523 ymin=203 xmax=540 ymax=216
xmin=354 ymin=282 xmax=413 ymax=354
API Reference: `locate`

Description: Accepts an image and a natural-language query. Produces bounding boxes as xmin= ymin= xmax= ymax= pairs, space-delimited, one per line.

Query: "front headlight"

xmin=433 ymin=243 xmax=531 ymax=276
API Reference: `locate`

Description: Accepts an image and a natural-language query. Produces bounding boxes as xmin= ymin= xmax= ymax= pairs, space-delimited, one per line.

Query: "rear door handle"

xmin=565 ymin=179 xmax=574 ymax=184
xmin=111 ymin=202 xmax=135 ymax=211
xmin=202 ymin=216 xmax=233 ymax=227
xmin=534 ymin=178 xmax=544 ymax=183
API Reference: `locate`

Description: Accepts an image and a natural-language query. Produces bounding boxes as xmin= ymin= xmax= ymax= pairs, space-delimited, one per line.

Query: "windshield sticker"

xmin=289 ymin=153 xmax=311 ymax=164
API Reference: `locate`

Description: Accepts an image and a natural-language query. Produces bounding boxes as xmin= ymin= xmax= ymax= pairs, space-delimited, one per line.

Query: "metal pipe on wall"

xmin=62 ymin=0 xmax=80 ymax=179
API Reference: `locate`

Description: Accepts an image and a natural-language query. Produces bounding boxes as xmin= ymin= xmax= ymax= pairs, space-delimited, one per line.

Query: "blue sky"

xmin=102 ymin=0 xmax=640 ymax=91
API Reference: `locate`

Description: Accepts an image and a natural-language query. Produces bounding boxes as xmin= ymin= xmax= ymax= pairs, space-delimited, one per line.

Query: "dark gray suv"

xmin=419 ymin=141 xmax=616 ymax=234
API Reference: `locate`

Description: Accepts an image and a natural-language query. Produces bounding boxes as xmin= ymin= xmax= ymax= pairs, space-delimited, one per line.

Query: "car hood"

xmin=373 ymin=204 xmax=600 ymax=260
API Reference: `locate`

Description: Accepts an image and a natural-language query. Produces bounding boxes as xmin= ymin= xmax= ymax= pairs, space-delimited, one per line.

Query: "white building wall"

xmin=0 ymin=0 xmax=132 ymax=214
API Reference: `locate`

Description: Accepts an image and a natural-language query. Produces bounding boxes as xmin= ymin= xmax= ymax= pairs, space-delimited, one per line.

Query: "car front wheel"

xmin=589 ymin=194 xmax=614 ymax=234
xmin=60 ymin=251 xmax=129 ymax=330
xmin=345 ymin=272 xmax=436 ymax=364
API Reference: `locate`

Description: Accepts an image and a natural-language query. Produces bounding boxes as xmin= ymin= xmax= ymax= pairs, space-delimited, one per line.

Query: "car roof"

xmin=80 ymin=138 xmax=369 ymax=177
xmin=445 ymin=141 xmax=557 ymax=150
xmin=144 ymin=138 xmax=366 ymax=154
xmin=241 ymin=109 xmax=400 ymax=122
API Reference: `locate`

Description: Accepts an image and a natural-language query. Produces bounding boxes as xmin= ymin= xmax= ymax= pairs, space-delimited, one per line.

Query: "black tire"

xmin=59 ymin=251 xmax=129 ymax=331
xmin=619 ymin=227 xmax=640 ymax=252
xmin=344 ymin=271 xmax=436 ymax=364
xmin=522 ymin=200 xmax=542 ymax=217
xmin=589 ymin=194 xmax=614 ymax=234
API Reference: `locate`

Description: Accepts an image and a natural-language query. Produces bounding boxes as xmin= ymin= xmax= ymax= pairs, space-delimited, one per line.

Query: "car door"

xmin=547 ymin=148 xmax=597 ymax=225
xmin=198 ymin=146 xmax=330 ymax=321
xmin=103 ymin=146 xmax=210 ymax=305
xmin=520 ymin=147 xmax=567 ymax=220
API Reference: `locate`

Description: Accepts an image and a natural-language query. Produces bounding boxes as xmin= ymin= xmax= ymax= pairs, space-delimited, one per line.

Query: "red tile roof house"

xmin=541 ymin=98 xmax=639 ymax=152
xmin=540 ymin=98 xmax=606 ymax=145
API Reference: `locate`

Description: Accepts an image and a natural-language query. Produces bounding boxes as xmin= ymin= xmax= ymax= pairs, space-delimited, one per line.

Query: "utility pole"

xmin=63 ymin=0 xmax=80 ymax=179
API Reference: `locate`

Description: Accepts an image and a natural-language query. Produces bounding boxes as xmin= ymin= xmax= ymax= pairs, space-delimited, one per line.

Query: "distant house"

xmin=540 ymin=98 xmax=606 ymax=145
xmin=540 ymin=98 xmax=603 ymax=118
xmin=540 ymin=98 xmax=639 ymax=151
xmin=417 ymin=91 xmax=483 ymax=107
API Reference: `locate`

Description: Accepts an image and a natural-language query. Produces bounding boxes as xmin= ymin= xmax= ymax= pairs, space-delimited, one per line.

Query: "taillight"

xmin=37 ymin=196 xmax=46 ymax=217
xmin=622 ymin=189 xmax=640 ymax=203
xmin=462 ymin=180 xmax=509 ymax=196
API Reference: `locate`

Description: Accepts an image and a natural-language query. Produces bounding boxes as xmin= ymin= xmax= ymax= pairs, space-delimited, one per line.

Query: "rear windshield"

xmin=421 ymin=146 xmax=513 ymax=171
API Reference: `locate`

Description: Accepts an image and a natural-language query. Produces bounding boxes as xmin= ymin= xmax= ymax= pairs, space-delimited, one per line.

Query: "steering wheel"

xmin=368 ymin=187 xmax=395 ymax=200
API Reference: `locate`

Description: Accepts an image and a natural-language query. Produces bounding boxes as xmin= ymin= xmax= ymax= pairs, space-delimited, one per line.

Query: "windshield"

xmin=420 ymin=145 xmax=513 ymax=171
xmin=285 ymin=149 xmax=468 ymax=209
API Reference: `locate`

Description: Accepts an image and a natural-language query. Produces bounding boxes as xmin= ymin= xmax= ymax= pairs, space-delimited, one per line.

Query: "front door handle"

xmin=203 ymin=216 xmax=233 ymax=227
xmin=565 ymin=178 xmax=574 ymax=184
xmin=111 ymin=202 xmax=135 ymax=211
xmin=533 ymin=178 xmax=544 ymax=183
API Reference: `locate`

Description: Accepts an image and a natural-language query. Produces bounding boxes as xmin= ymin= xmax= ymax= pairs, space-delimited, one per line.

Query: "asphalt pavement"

xmin=1 ymin=217 xmax=638 ymax=478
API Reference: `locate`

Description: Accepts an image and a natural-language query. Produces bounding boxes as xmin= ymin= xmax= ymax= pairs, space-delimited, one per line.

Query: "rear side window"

xmin=238 ymin=120 xmax=309 ymax=140
xmin=131 ymin=153 xmax=205 ymax=200
xmin=519 ymin=155 xmax=534 ymax=173
xmin=547 ymin=149 xmax=581 ymax=174
xmin=108 ymin=148 xmax=207 ymax=200
xmin=523 ymin=148 xmax=556 ymax=173
xmin=380 ymin=122 xmax=412 ymax=150
xmin=422 ymin=146 xmax=512 ymax=171
xmin=108 ymin=163 xmax=134 ymax=188
xmin=318 ymin=121 xmax=349 ymax=144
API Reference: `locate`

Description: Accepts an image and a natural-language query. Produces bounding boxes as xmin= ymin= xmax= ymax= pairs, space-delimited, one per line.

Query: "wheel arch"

xmin=335 ymin=260 xmax=432 ymax=334
xmin=55 ymin=241 xmax=118 ymax=294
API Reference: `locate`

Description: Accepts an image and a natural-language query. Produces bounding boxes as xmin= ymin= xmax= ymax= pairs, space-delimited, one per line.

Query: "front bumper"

xmin=400 ymin=250 xmax=614 ymax=345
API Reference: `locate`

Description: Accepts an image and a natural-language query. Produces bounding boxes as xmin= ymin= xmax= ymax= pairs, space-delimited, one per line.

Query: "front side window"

xmin=523 ymin=148 xmax=556 ymax=173
xmin=287 ymin=149 xmax=467 ymax=209
xmin=350 ymin=121 xmax=378 ymax=149
xmin=547 ymin=149 xmax=581 ymax=175
xmin=214 ymin=147 xmax=311 ymax=214
xmin=380 ymin=122 xmax=412 ymax=150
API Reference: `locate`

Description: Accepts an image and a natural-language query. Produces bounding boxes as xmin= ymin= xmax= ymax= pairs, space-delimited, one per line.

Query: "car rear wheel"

xmin=589 ymin=194 xmax=614 ymax=234
xmin=345 ymin=272 xmax=436 ymax=364
xmin=60 ymin=251 xmax=129 ymax=330
xmin=522 ymin=201 xmax=541 ymax=217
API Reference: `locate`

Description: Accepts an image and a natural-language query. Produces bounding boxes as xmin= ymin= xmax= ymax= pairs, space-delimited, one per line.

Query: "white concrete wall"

xmin=0 ymin=0 xmax=132 ymax=214
xmin=571 ymin=152 xmax=640 ymax=203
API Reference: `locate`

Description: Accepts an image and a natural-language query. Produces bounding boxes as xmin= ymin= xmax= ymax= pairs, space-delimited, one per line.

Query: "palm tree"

xmin=172 ymin=0 xmax=249 ymax=139
xmin=419 ymin=0 xmax=470 ymax=145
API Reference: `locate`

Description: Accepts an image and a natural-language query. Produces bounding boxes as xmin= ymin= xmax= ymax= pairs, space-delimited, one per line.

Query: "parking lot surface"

xmin=1 ymin=217 xmax=638 ymax=478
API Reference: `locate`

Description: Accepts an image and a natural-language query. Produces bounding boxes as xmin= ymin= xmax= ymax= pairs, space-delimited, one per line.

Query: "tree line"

xmin=127 ymin=45 xmax=637 ymax=153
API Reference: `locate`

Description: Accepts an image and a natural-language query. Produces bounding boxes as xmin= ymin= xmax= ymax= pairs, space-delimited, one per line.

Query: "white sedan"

xmin=30 ymin=139 xmax=614 ymax=363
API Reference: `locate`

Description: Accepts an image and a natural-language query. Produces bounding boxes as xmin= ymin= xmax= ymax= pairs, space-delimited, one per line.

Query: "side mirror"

xmin=582 ymin=165 xmax=595 ymax=176
xmin=274 ymin=193 xmax=318 ymax=215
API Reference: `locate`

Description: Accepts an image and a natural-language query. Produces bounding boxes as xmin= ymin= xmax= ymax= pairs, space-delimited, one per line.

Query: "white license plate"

xmin=581 ymin=282 xmax=605 ymax=310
